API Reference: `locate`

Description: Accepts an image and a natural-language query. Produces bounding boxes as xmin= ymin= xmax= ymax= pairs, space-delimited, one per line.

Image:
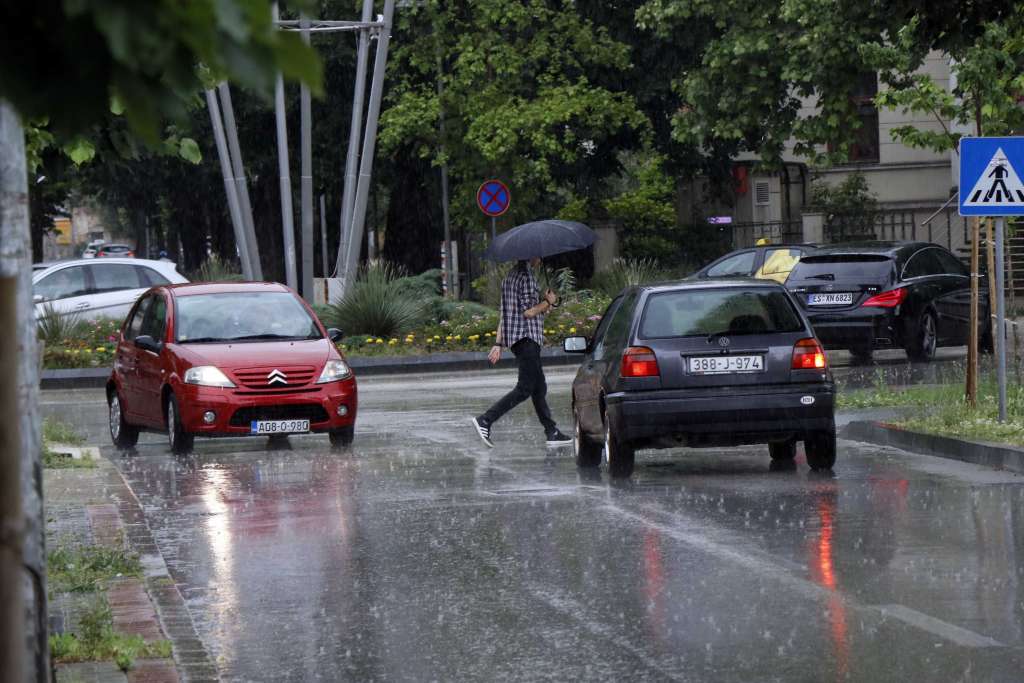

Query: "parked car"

xmin=785 ymin=241 xmax=989 ymax=362
xmin=563 ymin=280 xmax=836 ymax=477
xmin=32 ymin=258 xmax=188 ymax=321
xmin=81 ymin=239 xmax=105 ymax=259
xmin=691 ymin=244 xmax=818 ymax=284
xmin=96 ymin=243 xmax=135 ymax=258
xmin=107 ymin=282 xmax=357 ymax=453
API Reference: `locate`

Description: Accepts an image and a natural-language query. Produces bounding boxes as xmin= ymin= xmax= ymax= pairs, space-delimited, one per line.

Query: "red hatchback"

xmin=107 ymin=282 xmax=358 ymax=453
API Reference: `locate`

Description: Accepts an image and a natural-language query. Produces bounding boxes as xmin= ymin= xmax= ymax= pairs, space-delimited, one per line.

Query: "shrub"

xmin=589 ymin=258 xmax=668 ymax=297
xmin=323 ymin=261 xmax=429 ymax=337
xmin=37 ymin=303 xmax=87 ymax=347
xmin=188 ymin=253 xmax=244 ymax=282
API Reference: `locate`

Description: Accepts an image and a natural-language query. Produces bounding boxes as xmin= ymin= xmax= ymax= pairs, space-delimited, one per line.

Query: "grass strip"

xmin=48 ymin=544 xmax=143 ymax=594
xmin=49 ymin=596 xmax=172 ymax=671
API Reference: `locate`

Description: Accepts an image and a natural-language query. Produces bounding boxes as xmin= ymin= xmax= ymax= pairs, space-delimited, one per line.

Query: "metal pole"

xmin=319 ymin=194 xmax=329 ymax=279
xmin=996 ymin=216 xmax=1007 ymax=422
xmin=335 ymin=0 xmax=375 ymax=280
xmin=491 ymin=216 xmax=496 ymax=242
xmin=205 ymin=89 xmax=253 ymax=280
xmin=344 ymin=0 xmax=395 ymax=292
xmin=437 ymin=51 xmax=454 ymax=298
xmin=217 ymin=83 xmax=263 ymax=280
xmin=273 ymin=5 xmax=298 ymax=290
xmin=300 ymin=14 xmax=315 ymax=301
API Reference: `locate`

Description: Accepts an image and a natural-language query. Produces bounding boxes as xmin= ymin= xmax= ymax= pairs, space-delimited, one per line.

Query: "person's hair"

xmin=516 ymin=259 xmax=528 ymax=271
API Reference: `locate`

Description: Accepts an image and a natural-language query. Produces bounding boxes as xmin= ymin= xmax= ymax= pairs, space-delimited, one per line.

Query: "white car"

xmin=33 ymin=258 xmax=189 ymax=321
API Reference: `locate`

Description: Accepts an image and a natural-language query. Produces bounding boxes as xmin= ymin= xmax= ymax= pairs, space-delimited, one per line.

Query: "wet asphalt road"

xmin=42 ymin=364 xmax=1024 ymax=682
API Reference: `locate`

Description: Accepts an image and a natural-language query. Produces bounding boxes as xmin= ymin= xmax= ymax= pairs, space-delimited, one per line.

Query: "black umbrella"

xmin=482 ymin=219 xmax=596 ymax=262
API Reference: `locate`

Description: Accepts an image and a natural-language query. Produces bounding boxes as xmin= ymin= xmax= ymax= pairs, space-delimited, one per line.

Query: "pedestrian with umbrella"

xmin=472 ymin=220 xmax=596 ymax=449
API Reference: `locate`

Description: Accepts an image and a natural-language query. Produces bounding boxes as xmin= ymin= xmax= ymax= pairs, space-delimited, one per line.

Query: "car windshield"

xmin=175 ymin=292 xmax=321 ymax=343
xmin=639 ymin=288 xmax=804 ymax=338
xmin=789 ymin=254 xmax=894 ymax=283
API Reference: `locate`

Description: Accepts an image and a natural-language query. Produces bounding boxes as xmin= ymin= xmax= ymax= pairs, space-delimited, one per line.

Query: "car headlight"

xmin=184 ymin=366 xmax=236 ymax=388
xmin=316 ymin=359 xmax=352 ymax=384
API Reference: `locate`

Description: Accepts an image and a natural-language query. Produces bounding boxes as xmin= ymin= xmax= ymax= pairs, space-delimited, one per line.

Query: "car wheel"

xmin=108 ymin=391 xmax=139 ymax=449
xmin=906 ymin=310 xmax=937 ymax=362
xmin=604 ymin=410 xmax=635 ymax=478
xmin=166 ymin=394 xmax=194 ymax=455
xmin=768 ymin=439 xmax=797 ymax=461
xmin=573 ymin=409 xmax=602 ymax=468
xmin=329 ymin=426 xmax=354 ymax=449
xmin=980 ymin=325 xmax=994 ymax=354
xmin=804 ymin=430 xmax=836 ymax=471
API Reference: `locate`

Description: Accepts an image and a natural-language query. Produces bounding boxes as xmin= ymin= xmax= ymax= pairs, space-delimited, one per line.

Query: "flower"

xmin=375 ymin=338 xmax=384 ymax=344
xmin=588 ymin=315 xmax=601 ymax=321
xmin=454 ymin=335 xmax=461 ymax=341
xmin=469 ymin=334 xmax=479 ymax=341
xmin=389 ymin=339 xmax=397 ymax=346
xmin=445 ymin=336 xmax=453 ymax=342
xmin=569 ymin=327 xmax=576 ymax=333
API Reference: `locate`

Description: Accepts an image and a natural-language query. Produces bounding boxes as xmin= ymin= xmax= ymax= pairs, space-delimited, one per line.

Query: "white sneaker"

xmin=472 ymin=417 xmax=494 ymax=448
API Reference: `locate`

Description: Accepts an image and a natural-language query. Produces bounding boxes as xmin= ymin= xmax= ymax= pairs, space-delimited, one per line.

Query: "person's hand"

xmin=488 ymin=345 xmax=502 ymax=365
xmin=544 ymin=289 xmax=557 ymax=306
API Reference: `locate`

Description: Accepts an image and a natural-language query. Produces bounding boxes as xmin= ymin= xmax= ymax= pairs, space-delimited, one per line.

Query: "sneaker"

xmin=545 ymin=428 xmax=572 ymax=448
xmin=472 ymin=416 xmax=494 ymax=448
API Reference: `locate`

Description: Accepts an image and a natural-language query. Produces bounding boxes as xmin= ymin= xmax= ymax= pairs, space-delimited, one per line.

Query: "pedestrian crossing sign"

xmin=959 ymin=136 xmax=1024 ymax=216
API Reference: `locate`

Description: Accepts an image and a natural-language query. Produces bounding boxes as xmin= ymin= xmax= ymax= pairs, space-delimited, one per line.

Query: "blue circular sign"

xmin=477 ymin=180 xmax=510 ymax=217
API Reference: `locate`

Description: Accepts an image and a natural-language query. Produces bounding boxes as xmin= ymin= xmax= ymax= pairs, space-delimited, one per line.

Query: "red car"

xmin=107 ymin=282 xmax=357 ymax=453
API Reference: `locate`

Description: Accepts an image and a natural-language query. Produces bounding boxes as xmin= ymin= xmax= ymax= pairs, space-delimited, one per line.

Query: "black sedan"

xmin=785 ymin=241 xmax=990 ymax=362
xmin=691 ymin=244 xmax=818 ymax=283
xmin=563 ymin=280 xmax=836 ymax=477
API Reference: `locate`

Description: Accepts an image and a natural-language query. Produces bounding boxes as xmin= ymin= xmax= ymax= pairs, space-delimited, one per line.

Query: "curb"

xmin=841 ymin=420 xmax=1024 ymax=475
xmin=40 ymin=349 xmax=583 ymax=389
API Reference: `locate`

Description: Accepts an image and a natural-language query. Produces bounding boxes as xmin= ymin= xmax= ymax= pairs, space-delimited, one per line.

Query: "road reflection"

xmin=807 ymin=488 xmax=849 ymax=680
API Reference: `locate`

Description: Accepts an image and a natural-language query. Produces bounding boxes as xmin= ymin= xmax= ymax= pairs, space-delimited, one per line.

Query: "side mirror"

xmin=327 ymin=328 xmax=344 ymax=343
xmin=134 ymin=335 xmax=162 ymax=354
xmin=563 ymin=336 xmax=588 ymax=353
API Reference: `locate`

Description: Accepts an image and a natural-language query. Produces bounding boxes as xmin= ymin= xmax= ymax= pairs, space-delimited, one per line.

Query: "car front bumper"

xmin=606 ymin=383 xmax=834 ymax=448
xmin=177 ymin=377 xmax=358 ymax=436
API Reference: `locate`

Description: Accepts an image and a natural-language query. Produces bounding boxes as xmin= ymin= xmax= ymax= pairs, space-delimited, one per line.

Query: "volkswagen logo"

xmin=718 ymin=337 xmax=730 ymax=348
xmin=267 ymin=369 xmax=288 ymax=386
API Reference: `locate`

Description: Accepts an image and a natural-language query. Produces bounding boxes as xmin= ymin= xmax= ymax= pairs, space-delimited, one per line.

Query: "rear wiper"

xmin=806 ymin=274 xmax=835 ymax=281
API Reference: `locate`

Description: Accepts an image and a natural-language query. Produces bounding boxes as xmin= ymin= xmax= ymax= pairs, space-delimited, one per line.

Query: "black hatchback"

xmin=785 ymin=242 xmax=991 ymax=362
xmin=563 ymin=280 xmax=836 ymax=477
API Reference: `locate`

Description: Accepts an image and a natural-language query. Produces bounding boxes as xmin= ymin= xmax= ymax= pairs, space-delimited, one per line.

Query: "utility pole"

xmin=217 ymin=83 xmax=263 ymax=280
xmin=319 ymin=194 xmax=329 ymax=281
xmin=343 ymin=0 xmax=396 ymax=293
xmin=1 ymin=100 xmax=48 ymax=683
xmin=273 ymin=4 xmax=298 ymax=291
xmin=206 ymin=89 xmax=253 ymax=280
xmin=299 ymin=14 xmax=315 ymax=301
xmin=437 ymin=49 xmax=454 ymax=299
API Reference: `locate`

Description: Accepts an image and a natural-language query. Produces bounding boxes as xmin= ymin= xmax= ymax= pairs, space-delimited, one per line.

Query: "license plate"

xmin=807 ymin=292 xmax=854 ymax=306
xmin=250 ymin=419 xmax=310 ymax=435
xmin=688 ymin=355 xmax=764 ymax=375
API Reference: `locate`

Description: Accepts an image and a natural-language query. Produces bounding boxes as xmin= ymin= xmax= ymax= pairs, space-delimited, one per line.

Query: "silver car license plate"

xmin=688 ymin=355 xmax=764 ymax=375
xmin=808 ymin=292 xmax=854 ymax=306
xmin=250 ymin=419 xmax=310 ymax=435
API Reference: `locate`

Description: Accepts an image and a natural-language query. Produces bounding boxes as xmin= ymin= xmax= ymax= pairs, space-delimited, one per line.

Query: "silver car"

xmin=33 ymin=258 xmax=189 ymax=321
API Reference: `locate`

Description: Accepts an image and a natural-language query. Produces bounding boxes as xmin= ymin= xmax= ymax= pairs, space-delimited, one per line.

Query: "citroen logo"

xmin=718 ymin=337 xmax=730 ymax=348
xmin=267 ymin=369 xmax=288 ymax=386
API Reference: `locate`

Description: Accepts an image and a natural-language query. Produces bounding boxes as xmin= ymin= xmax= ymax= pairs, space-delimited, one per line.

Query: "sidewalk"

xmin=45 ymin=455 xmax=217 ymax=682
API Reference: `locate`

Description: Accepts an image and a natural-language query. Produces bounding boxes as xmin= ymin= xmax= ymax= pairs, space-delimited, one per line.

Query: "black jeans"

xmin=481 ymin=338 xmax=556 ymax=432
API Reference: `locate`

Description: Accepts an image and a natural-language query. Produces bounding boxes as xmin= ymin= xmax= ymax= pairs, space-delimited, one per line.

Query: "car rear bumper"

xmin=177 ymin=378 xmax=358 ymax=436
xmin=804 ymin=308 xmax=901 ymax=351
xmin=606 ymin=383 xmax=834 ymax=448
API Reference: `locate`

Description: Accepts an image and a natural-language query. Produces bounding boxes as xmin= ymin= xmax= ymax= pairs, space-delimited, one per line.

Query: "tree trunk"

xmin=0 ymin=101 xmax=48 ymax=682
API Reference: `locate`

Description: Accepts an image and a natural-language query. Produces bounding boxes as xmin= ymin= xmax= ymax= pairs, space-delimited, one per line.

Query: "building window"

xmin=829 ymin=72 xmax=880 ymax=163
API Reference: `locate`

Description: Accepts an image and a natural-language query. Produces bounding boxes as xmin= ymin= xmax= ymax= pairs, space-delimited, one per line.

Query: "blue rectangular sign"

xmin=959 ymin=136 xmax=1024 ymax=216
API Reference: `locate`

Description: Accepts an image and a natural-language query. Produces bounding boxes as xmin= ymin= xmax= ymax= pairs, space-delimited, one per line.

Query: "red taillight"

xmin=792 ymin=338 xmax=827 ymax=370
xmin=621 ymin=346 xmax=660 ymax=377
xmin=861 ymin=287 xmax=906 ymax=308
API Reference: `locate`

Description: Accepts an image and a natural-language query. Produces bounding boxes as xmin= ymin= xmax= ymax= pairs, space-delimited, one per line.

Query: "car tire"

xmin=166 ymin=394 xmax=194 ymax=455
xmin=980 ymin=325 xmax=994 ymax=354
xmin=604 ymin=411 xmax=635 ymax=478
xmin=108 ymin=390 xmax=139 ymax=449
xmin=573 ymin=409 xmax=602 ymax=468
xmin=804 ymin=430 xmax=836 ymax=471
xmin=905 ymin=310 xmax=938 ymax=362
xmin=768 ymin=439 xmax=797 ymax=461
xmin=329 ymin=426 xmax=354 ymax=449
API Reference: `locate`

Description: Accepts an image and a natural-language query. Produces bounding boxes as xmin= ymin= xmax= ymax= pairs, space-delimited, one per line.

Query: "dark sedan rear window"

xmin=790 ymin=255 xmax=894 ymax=283
xmin=639 ymin=288 xmax=804 ymax=338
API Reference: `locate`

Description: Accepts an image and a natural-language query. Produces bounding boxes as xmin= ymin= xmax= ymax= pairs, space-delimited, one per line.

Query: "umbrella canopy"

xmin=483 ymin=220 xmax=596 ymax=262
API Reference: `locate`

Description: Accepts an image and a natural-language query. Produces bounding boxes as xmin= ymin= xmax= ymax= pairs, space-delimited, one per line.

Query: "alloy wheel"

xmin=109 ymin=396 xmax=121 ymax=440
xmin=923 ymin=314 xmax=937 ymax=357
xmin=167 ymin=400 xmax=176 ymax=449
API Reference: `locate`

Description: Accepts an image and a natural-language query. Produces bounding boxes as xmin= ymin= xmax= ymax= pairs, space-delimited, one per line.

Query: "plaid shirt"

xmin=497 ymin=265 xmax=545 ymax=348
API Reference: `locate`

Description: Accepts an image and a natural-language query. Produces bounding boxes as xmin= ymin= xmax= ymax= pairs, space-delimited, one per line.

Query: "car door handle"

xmin=75 ymin=302 xmax=90 ymax=310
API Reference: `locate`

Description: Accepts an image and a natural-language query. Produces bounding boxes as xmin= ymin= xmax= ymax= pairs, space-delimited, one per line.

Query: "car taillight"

xmin=621 ymin=346 xmax=660 ymax=377
xmin=862 ymin=287 xmax=906 ymax=308
xmin=792 ymin=338 xmax=826 ymax=370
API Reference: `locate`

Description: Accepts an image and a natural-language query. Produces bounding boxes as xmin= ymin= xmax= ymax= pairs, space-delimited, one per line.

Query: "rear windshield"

xmin=790 ymin=255 xmax=894 ymax=283
xmin=639 ymin=288 xmax=805 ymax=338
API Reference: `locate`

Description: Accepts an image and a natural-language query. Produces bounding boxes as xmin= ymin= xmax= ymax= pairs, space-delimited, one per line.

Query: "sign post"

xmin=959 ymin=136 xmax=1024 ymax=422
xmin=476 ymin=179 xmax=510 ymax=242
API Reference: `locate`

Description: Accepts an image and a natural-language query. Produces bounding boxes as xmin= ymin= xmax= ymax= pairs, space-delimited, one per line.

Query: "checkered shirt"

xmin=497 ymin=265 xmax=545 ymax=348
